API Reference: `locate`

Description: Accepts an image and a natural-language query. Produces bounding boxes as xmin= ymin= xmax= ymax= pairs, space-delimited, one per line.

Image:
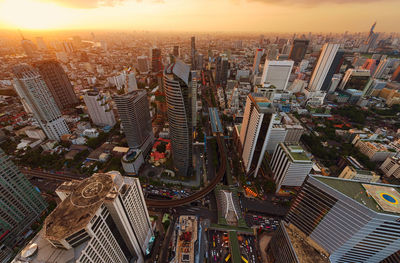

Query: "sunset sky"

xmin=0 ymin=0 xmax=399 ymax=32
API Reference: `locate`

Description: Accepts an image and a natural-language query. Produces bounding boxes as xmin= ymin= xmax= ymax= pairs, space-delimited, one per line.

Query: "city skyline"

xmin=0 ymin=0 xmax=400 ymax=33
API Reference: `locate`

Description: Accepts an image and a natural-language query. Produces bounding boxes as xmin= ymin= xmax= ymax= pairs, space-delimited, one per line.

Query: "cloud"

xmin=247 ymin=0 xmax=388 ymax=6
xmin=42 ymin=0 xmax=134 ymax=9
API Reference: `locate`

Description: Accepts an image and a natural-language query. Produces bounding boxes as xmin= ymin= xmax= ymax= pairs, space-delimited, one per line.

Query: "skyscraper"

xmin=240 ymin=93 xmax=276 ymax=177
xmin=365 ymin=22 xmax=379 ymax=52
xmin=215 ymin=55 xmax=229 ymax=86
xmin=391 ymin=65 xmax=400 ymax=82
xmin=289 ymin=39 xmax=309 ymax=63
xmin=338 ymin=68 xmax=371 ymax=92
xmin=308 ymin=43 xmax=340 ymax=92
xmin=0 ymin=149 xmax=47 ymax=261
xmin=261 ymin=60 xmax=294 ymax=90
xmin=373 ymin=57 xmax=391 ymax=79
xmin=13 ymin=64 xmax=70 ymax=141
xmin=151 ymin=48 xmax=163 ymax=73
xmin=173 ymin=45 xmax=180 ymax=58
xmin=114 ymin=90 xmax=154 ymax=156
xmin=35 ymin=60 xmax=78 ymax=110
xmin=137 ymin=55 xmax=149 ymax=74
xmin=252 ymin=48 xmax=264 ymax=75
xmin=83 ymin=90 xmax=116 ymax=127
xmin=14 ymin=172 xmax=153 ymax=263
xmin=320 ymin=50 xmax=344 ymax=92
xmin=284 ymin=175 xmax=400 ymax=263
xmin=164 ymin=60 xmax=192 ymax=177
xmin=191 ymin=36 xmax=196 ymax=69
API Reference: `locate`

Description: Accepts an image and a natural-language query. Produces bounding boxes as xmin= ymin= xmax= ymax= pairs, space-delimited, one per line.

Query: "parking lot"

xmin=238 ymin=234 xmax=259 ymax=263
xmin=245 ymin=214 xmax=280 ymax=231
xmin=208 ymin=230 xmax=231 ymax=262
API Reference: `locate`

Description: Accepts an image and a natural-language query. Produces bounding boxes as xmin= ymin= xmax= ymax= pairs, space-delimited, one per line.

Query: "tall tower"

xmin=151 ymin=48 xmax=163 ymax=74
xmin=366 ymin=22 xmax=379 ymax=52
xmin=13 ymin=64 xmax=70 ymax=141
xmin=14 ymin=172 xmax=153 ymax=263
xmin=35 ymin=60 xmax=78 ymax=110
xmin=137 ymin=55 xmax=149 ymax=74
xmin=164 ymin=60 xmax=192 ymax=177
xmin=308 ymin=43 xmax=340 ymax=92
xmin=261 ymin=60 xmax=294 ymax=90
xmin=252 ymin=49 xmax=264 ymax=75
xmin=83 ymin=90 xmax=116 ymax=127
xmin=240 ymin=93 xmax=275 ymax=177
xmin=289 ymin=39 xmax=309 ymax=63
xmin=215 ymin=55 xmax=229 ymax=86
xmin=191 ymin=36 xmax=196 ymax=69
xmin=114 ymin=90 xmax=154 ymax=156
xmin=0 ymin=149 xmax=47 ymax=250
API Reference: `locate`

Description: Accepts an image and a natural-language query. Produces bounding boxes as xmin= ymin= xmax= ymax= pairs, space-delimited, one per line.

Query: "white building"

xmin=380 ymin=156 xmax=400 ymax=178
xmin=83 ymin=90 xmax=116 ymax=127
xmin=121 ymin=149 xmax=144 ymax=176
xmin=308 ymin=43 xmax=340 ymax=92
xmin=240 ymin=93 xmax=276 ymax=177
xmin=270 ymin=143 xmax=313 ymax=193
xmin=261 ymin=60 xmax=294 ymax=91
xmin=14 ymin=172 xmax=154 ymax=263
xmin=13 ymin=64 xmax=70 ymax=141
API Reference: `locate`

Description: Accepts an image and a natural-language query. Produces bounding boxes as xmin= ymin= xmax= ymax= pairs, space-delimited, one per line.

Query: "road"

xmin=20 ymin=168 xmax=87 ymax=182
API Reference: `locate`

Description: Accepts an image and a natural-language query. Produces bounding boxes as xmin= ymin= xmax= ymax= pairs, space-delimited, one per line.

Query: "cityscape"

xmin=0 ymin=0 xmax=400 ymax=263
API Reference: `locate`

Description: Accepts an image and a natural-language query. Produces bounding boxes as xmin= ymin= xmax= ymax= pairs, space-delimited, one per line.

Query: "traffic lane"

xmin=241 ymin=196 xmax=288 ymax=217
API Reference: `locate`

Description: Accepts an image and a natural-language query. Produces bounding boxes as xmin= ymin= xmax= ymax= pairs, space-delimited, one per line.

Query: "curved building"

xmin=164 ymin=60 xmax=192 ymax=177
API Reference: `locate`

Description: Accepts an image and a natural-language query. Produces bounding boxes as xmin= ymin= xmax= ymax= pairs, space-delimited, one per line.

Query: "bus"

xmin=241 ymin=256 xmax=248 ymax=263
xmin=225 ymin=254 xmax=231 ymax=262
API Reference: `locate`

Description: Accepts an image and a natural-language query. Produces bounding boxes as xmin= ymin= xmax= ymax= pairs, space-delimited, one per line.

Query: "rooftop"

xmin=45 ymin=173 xmax=116 ymax=240
xmin=285 ymin=223 xmax=330 ymax=263
xmin=249 ymin=93 xmax=275 ymax=113
xmin=313 ymin=175 xmax=400 ymax=215
xmin=281 ymin=143 xmax=311 ymax=162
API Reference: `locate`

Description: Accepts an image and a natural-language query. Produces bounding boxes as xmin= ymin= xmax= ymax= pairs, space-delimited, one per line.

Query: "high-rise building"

xmin=83 ymin=90 xmax=116 ymax=127
xmin=35 ymin=60 xmax=78 ymax=110
xmin=173 ymin=45 xmax=180 ymax=57
xmin=252 ymin=49 xmax=264 ymax=75
xmin=0 ymin=149 xmax=47 ymax=262
xmin=365 ymin=22 xmax=379 ymax=52
xmin=320 ymin=50 xmax=344 ymax=92
xmin=261 ymin=60 xmax=294 ymax=90
xmin=215 ymin=55 xmax=229 ymax=86
xmin=137 ymin=55 xmax=149 ymax=74
xmin=191 ymin=36 xmax=196 ymax=69
xmin=362 ymin=58 xmax=379 ymax=75
xmin=240 ymin=93 xmax=276 ymax=177
xmin=373 ymin=58 xmax=391 ymax=79
xmin=338 ymin=69 xmax=371 ymax=92
xmin=164 ymin=60 xmax=193 ymax=177
xmin=13 ymin=64 xmax=70 ymax=141
xmin=270 ymin=143 xmax=312 ymax=192
xmin=114 ymin=90 xmax=154 ymax=156
xmin=391 ymin=65 xmax=400 ymax=82
xmin=14 ymin=172 xmax=153 ymax=263
xmin=151 ymin=48 xmax=163 ymax=73
xmin=289 ymin=39 xmax=309 ymax=63
xmin=191 ymin=70 xmax=200 ymax=127
xmin=284 ymin=175 xmax=400 ymax=263
xmin=308 ymin=43 xmax=340 ymax=92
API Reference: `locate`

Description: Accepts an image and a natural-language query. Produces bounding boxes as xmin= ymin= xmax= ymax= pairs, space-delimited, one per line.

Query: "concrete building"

xmin=164 ymin=61 xmax=193 ymax=177
xmin=14 ymin=172 xmax=153 ymax=263
xmin=285 ymin=175 xmax=400 ymax=263
xmin=215 ymin=55 xmax=229 ymax=86
xmin=338 ymin=69 xmax=371 ymax=93
xmin=380 ymin=156 xmax=400 ymax=178
xmin=35 ymin=60 xmax=78 ymax=110
xmin=308 ymin=43 xmax=340 ymax=92
xmin=270 ymin=143 xmax=312 ymax=192
xmin=289 ymin=39 xmax=309 ymax=63
xmin=13 ymin=64 xmax=70 ymax=141
xmin=114 ymin=90 xmax=154 ymax=156
xmin=338 ymin=165 xmax=380 ymax=183
xmin=121 ymin=148 xmax=144 ymax=176
xmin=151 ymin=48 xmax=163 ymax=73
xmin=261 ymin=60 xmax=294 ymax=90
xmin=252 ymin=48 xmax=264 ymax=75
xmin=240 ymin=93 xmax=276 ymax=177
xmin=83 ymin=90 xmax=116 ymax=127
xmin=0 ymin=149 xmax=47 ymax=263
xmin=173 ymin=216 xmax=198 ymax=263
xmin=354 ymin=139 xmax=396 ymax=162
xmin=137 ymin=55 xmax=149 ymax=74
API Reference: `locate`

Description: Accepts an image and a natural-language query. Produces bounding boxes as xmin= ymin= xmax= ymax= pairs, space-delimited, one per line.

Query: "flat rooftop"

xmin=45 ymin=173 xmax=116 ymax=241
xmin=249 ymin=93 xmax=275 ymax=113
xmin=313 ymin=175 xmax=400 ymax=215
xmin=282 ymin=143 xmax=311 ymax=162
xmin=285 ymin=223 xmax=330 ymax=263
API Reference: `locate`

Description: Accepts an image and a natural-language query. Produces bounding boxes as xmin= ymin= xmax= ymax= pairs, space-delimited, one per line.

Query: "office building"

xmin=0 ymin=149 xmax=47 ymax=262
xmin=137 ymin=55 xmax=149 ymax=74
xmin=191 ymin=36 xmax=196 ymax=69
xmin=164 ymin=60 xmax=193 ymax=177
xmin=285 ymin=175 xmax=400 ymax=263
xmin=35 ymin=60 xmax=78 ymax=110
xmin=151 ymin=48 xmax=163 ymax=73
xmin=215 ymin=55 xmax=229 ymax=86
xmin=261 ymin=60 xmax=294 ymax=90
xmin=374 ymin=58 xmax=391 ymax=79
xmin=365 ymin=22 xmax=379 ymax=52
xmin=328 ymin=73 xmax=342 ymax=93
xmin=83 ymin=90 xmax=116 ymax=127
xmin=339 ymin=69 xmax=371 ymax=92
xmin=173 ymin=45 xmax=180 ymax=57
xmin=338 ymin=165 xmax=380 ymax=183
xmin=240 ymin=93 xmax=276 ymax=177
xmin=121 ymin=148 xmax=145 ymax=176
xmin=308 ymin=43 xmax=340 ymax=92
xmin=270 ymin=143 xmax=312 ymax=192
xmin=362 ymin=59 xmax=379 ymax=75
xmin=14 ymin=172 xmax=153 ymax=263
xmin=289 ymin=39 xmax=309 ymax=63
xmin=252 ymin=48 xmax=264 ymax=75
xmin=380 ymin=156 xmax=400 ymax=178
xmin=13 ymin=64 xmax=70 ymax=141
xmin=114 ymin=90 xmax=154 ymax=156
xmin=191 ymin=70 xmax=200 ymax=127
xmin=391 ymin=65 xmax=400 ymax=82
xmin=320 ymin=50 xmax=344 ymax=92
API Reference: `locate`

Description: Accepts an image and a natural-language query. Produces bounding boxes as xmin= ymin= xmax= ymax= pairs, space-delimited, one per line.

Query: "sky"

xmin=0 ymin=0 xmax=399 ymax=33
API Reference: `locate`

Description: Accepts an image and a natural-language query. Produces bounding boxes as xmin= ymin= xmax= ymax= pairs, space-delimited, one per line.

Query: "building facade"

xmin=380 ymin=156 xmax=400 ymax=178
xmin=261 ymin=60 xmax=294 ymax=91
xmin=289 ymin=39 xmax=309 ymax=63
xmin=83 ymin=90 xmax=116 ymax=127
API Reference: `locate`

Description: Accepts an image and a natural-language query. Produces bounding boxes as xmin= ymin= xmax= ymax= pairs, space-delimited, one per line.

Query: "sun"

xmin=0 ymin=0 xmax=75 ymax=30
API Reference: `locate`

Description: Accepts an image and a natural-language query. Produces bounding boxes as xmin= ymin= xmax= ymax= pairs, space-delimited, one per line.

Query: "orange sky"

xmin=0 ymin=0 xmax=399 ymax=32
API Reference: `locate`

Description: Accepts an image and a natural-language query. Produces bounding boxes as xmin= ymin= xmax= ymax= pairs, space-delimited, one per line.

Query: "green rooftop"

xmin=314 ymin=176 xmax=400 ymax=215
xmin=282 ymin=143 xmax=311 ymax=162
